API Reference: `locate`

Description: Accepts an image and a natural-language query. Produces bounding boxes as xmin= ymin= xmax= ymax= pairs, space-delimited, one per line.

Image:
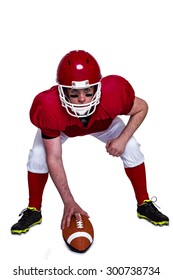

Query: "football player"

xmin=11 ymin=50 xmax=169 ymax=234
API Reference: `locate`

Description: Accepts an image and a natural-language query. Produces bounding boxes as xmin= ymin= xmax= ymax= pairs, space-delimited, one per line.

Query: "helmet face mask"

xmin=56 ymin=50 xmax=102 ymax=118
xmin=58 ymin=82 xmax=101 ymax=117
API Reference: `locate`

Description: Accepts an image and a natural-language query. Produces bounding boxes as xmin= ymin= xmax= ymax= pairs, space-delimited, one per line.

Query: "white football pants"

xmin=27 ymin=117 xmax=144 ymax=173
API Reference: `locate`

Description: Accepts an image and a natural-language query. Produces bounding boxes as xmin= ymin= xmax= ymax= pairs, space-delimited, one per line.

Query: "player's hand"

xmin=106 ymin=137 xmax=126 ymax=157
xmin=61 ymin=200 xmax=89 ymax=229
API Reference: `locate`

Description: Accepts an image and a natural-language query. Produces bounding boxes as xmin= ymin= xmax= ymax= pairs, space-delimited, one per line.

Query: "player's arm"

xmin=119 ymin=96 xmax=148 ymax=142
xmin=43 ymin=136 xmax=89 ymax=228
xmin=106 ymin=97 xmax=148 ymax=156
xmin=43 ymin=136 xmax=73 ymax=202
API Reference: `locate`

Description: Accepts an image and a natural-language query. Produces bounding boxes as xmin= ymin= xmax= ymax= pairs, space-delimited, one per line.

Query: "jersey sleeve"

xmin=30 ymin=93 xmax=60 ymax=138
xmin=101 ymin=75 xmax=135 ymax=116
xmin=118 ymin=76 xmax=135 ymax=114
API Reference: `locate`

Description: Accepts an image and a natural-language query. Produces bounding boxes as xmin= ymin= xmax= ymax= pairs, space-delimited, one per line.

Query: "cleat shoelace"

xmin=19 ymin=208 xmax=28 ymax=216
xmin=150 ymin=196 xmax=160 ymax=209
xmin=18 ymin=208 xmax=36 ymax=225
xmin=143 ymin=197 xmax=165 ymax=218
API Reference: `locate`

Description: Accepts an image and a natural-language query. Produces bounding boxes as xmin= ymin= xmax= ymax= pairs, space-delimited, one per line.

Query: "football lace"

xmin=76 ymin=216 xmax=84 ymax=229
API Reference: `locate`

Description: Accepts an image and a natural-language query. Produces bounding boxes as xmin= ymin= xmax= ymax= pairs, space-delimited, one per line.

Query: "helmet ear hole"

xmin=94 ymin=85 xmax=98 ymax=93
xmin=63 ymin=87 xmax=67 ymax=94
xmin=62 ymin=87 xmax=69 ymax=100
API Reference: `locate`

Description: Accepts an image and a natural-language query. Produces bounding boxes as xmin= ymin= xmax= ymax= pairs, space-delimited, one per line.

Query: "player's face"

xmin=67 ymin=87 xmax=95 ymax=104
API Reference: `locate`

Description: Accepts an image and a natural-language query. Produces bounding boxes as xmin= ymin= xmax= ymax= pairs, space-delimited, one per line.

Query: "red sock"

xmin=124 ymin=163 xmax=149 ymax=204
xmin=28 ymin=171 xmax=48 ymax=211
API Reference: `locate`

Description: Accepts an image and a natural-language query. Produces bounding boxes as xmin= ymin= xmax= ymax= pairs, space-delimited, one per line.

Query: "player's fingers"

xmin=108 ymin=148 xmax=122 ymax=157
xmin=80 ymin=209 xmax=90 ymax=219
xmin=105 ymin=140 xmax=111 ymax=149
xmin=61 ymin=211 xmax=72 ymax=229
xmin=61 ymin=217 xmax=66 ymax=230
xmin=66 ymin=215 xmax=72 ymax=228
xmin=106 ymin=146 xmax=113 ymax=154
xmin=83 ymin=211 xmax=90 ymax=218
xmin=75 ymin=213 xmax=82 ymax=221
xmin=75 ymin=210 xmax=89 ymax=221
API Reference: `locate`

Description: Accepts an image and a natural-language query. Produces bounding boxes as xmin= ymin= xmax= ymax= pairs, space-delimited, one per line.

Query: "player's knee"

xmin=121 ymin=137 xmax=144 ymax=168
xmin=125 ymin=137 xmax=139 ymax=150
xmin=27 ymin=146 xmax=48 ymax=173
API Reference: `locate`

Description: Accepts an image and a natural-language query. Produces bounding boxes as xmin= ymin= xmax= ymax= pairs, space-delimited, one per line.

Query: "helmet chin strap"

xmin=71 ymin=106 xmax=90 ymax=116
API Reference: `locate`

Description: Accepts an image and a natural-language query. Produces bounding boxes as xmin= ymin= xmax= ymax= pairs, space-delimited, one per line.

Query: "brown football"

xmin=62 ymin=215 xmax=94 ymax=253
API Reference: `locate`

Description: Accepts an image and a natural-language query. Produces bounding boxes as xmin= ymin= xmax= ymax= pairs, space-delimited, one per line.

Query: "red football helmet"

xmin=56 ymin=50 xmax=102 ymax=117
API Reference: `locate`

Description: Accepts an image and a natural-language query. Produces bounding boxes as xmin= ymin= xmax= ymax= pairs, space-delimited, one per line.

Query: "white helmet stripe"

xmin=67 ymin=232 xmax=93 ymax=244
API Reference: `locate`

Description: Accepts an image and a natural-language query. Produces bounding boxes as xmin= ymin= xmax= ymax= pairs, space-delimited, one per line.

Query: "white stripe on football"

xmin=67 ymin=231 xmax=93 ymax=244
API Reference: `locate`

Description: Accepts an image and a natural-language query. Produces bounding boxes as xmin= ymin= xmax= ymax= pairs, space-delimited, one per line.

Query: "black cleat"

xmin=137 ymin=199 xmax=169 ymax=226
xmin=11 ymin=207 xmax=42 ymax=234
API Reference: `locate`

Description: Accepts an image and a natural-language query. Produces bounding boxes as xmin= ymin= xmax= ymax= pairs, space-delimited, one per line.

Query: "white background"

xmin=1 ymin=0 xmax=172 ymax=279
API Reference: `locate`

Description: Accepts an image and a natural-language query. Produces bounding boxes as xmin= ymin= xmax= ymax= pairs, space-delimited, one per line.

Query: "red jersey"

xmin=30 ymin=75 xmax=135 ymax=138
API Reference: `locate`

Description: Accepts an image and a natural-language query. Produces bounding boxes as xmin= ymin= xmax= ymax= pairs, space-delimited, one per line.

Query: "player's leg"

xmin=91 ymin=117 xmax=148 ymax=201
xmin=122 ymin=140 xmax=169 ymax=225
xmin=27 ymin=129 xmax=49 ymax=211
xmin=91 ymin=117 xmax=169 ymax=226
xmin=11 ymin=129 xmax=47 ymax=234
xmin=91 ymin=117 xmax=148 ymax=202
xmin=11 ymin=130 xmax=68 ymax=234
xmin=26 ymin=130 xmax=68 ymax=211
xmin=120 ymin=136 xmax=149 ymax=204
